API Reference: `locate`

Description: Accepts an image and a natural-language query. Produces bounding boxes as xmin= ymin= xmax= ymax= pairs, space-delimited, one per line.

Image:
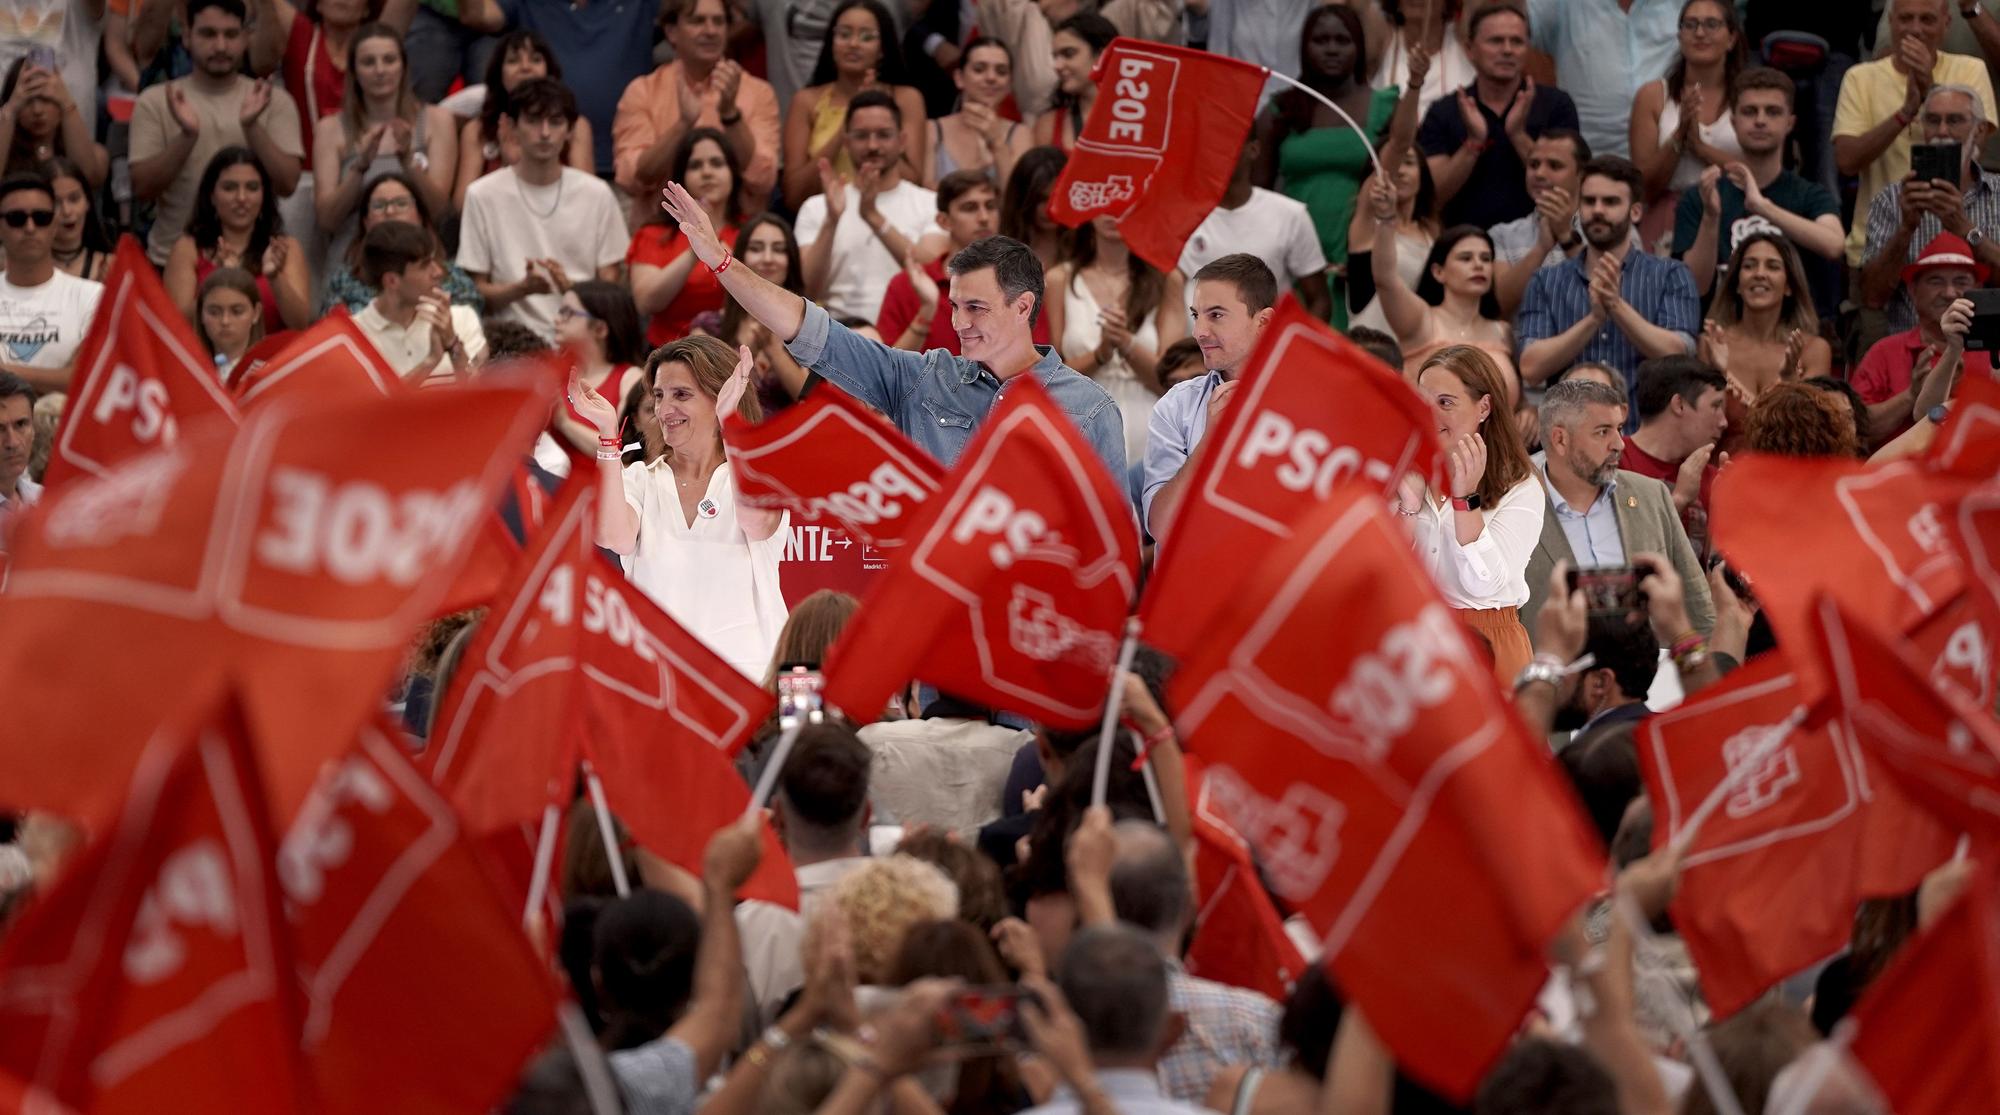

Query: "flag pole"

xmin=1668 ymin=706 xmax=1809 ymax=858
xmin=557 ymin=1001 xmax=624 ymax=1115
xmin=1261 ymin=71 xmax=1388 ymax=183
xmin=583 ymin=762 xmax=631 ymax=898
xmin=522 ymin=801 xmax=561 ymax=929
xmin=1763 ymin=1020 xmax=1860 ymax=1115
xmin=1092 ymin=617 xmax=1145 ymax=809
xmin=746 ymin=722 xmax=802 ymax=819
xmin=1611 ymin=895 xmax=1746 ymax=1115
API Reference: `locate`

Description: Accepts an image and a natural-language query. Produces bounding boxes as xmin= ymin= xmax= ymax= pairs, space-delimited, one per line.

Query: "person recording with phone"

xmin=1858 ymin=83 xmax=2000 ymax=334
xmin=1520 ymin=378 xmax=1712 ymax=643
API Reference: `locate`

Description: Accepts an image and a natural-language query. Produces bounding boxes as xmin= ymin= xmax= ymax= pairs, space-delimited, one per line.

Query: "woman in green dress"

xmin=1254 ymin=4 xmax=1426 ymax=330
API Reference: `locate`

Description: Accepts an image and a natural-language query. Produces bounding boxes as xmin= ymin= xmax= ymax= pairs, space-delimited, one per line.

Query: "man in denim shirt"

xmin=659 ymin=182 xmax=1126 ymax=477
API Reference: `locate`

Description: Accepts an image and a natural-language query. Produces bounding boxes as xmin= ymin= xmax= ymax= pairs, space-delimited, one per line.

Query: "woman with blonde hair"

xmin=311 ymin=22 xmax=457 ymax=242
xmin=1394 ymin=344 xmax=1543 ymax=681
xmin=573 ymin=333 xmax=790 ymax=677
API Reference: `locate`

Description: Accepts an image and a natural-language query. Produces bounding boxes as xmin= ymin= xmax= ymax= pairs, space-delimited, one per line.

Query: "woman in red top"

xmin=629 ymin=127 xmax=742 ymax=349
xmin=553 ymin=279 xmax=649 ymax=456
xmin=250 ymin=0 xmax=417 ymax=164
xmin=165 ymin=147 xmax=312 ymax=333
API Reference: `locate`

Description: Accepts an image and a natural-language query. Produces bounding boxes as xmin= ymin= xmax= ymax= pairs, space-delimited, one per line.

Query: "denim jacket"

xmin=785 ymin=300 xmax=1128 ymax=478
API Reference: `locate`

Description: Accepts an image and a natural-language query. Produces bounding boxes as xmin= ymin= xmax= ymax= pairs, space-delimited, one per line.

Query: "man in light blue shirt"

xmin=657 ymin=183 xmax=1125 ymax=478
xmin=1141 ymin=254 xmax=1278 ymax=538
xmin=1538 ymin=379 xmax=1630 ymax=569
xmin=1527 ymin=0 xmax=1685 ymax=159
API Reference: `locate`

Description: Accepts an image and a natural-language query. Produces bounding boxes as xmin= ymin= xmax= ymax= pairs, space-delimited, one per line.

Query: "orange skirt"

xmin=1455 ymin=606 xmax=1533 ymax=687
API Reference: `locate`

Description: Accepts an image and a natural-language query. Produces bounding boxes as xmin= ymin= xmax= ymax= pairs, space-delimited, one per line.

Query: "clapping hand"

xmin=568 ymin=365 xmax=621 ymax=439
xmin=715 ymin=343 xmax=755 ymax=419
xmin=239 ymin=77 xmax=272 ymax=127
xmin=1446 ymin=432 xmax=1487 ymax=502
xmin=1095 ymin=305 xmax=1133 ymax=363
xmin=1503 ymin=76 xmax=1536 ymax=139
xmin=816 ymin=157 xmax=848 ymax=219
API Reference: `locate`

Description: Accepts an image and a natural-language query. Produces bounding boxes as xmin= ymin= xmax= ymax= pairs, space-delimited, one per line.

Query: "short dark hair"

xmin=187 ymin=0 xmax=247 ymax=24
xmin=1057 ymin=925 xmax=1171 ymax=1058
xmin=483 ymin=318 xmax=550 ymax=360
xmin=1537 ymin=128 xmax=1591 ymax=167
xmin=1558 ymin=718 xmax=1641 ymax=850
xmin=1579 ymin=155 xmax=1643 ymax=204
xmin=592 ymin=890 xmax=701 ymax=1050
xmin=1346 ymin=325 xmax=1404 ymax=370
xmin=777 ymin=721 xmax=871 ymax=831
xmin=507 ymin=77 xmax=578 ymax=126
xmin=1107 ymin=821 xmax=1191 ymax=935
xmin=0 ymin=370 xmax=31 ymax=409
xmin=360 ymin=220 xmax=435 ymax=288
xmin=1192 ymin=253 xmax=1279 ymax=314
xmin=0 ymin=172 xmax=53 ymax=211
xmin=845 ymin=88 xmax=902 ymax=130
xmin=1473 ymin=1039 xmax=1620 ymax=1115
xmin=937 ymin=169 xmax=997 ymax=212
xmin=1634 ymin=355 xmax=1727 ymax=423
xmin=1732 ymin=65 xmax=1796 ymax=112
xmin=1467 ymin=1 xmax=1528 ymax=40
xmin=947 ymin=235 xmax=1046 ymax=327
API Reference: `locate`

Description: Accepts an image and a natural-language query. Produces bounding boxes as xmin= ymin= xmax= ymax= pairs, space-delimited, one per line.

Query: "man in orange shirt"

xmin=613 ymin=0 xmax=780 ymax=221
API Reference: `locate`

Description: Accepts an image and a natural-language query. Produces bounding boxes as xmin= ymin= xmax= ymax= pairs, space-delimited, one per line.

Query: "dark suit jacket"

xmin=1522 ymin=467 xmax=1714 ymax=640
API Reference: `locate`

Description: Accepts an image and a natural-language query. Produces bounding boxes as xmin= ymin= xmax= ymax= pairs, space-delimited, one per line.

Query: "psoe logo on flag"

xmin=1066 ymin=175 xmax=1136 ymax=213
xmin=1201 ymin=763 xmax=1345 ymax=904
xmin=1007 ymin=584 xmax=1117 ymax=671
xmin=1721 ymin=725 xmax=1802 ymax=819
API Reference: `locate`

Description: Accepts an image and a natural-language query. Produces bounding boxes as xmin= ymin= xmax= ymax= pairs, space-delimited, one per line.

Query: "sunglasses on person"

xmin=0 ymin=209 xmax=54 ymax=228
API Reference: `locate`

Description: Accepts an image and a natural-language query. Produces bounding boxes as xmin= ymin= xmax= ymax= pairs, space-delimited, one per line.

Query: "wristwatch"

xmin=1968 ymin=227 xmax=1986 ymax=248
xmin=1513 ymin=659 xmax=1563 ymax=692
xmin=1450 ymin=493 xmax=1484 ymax=511
xmin=1929 ymin=403 xmax=1952 ymax=426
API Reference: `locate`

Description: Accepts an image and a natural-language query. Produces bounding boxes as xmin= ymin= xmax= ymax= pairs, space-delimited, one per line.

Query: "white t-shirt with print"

xmin=0 ymin=268 xmax=102 ymax=371
xmin=794 ymin=179 xmax=937 ymax=322
xmin=458 ymin=166 xmax=627 ymax=341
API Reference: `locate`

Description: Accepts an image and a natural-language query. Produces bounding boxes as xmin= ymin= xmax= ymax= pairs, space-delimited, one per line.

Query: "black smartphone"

xmin=1911 ymin=141 xmax=1962 ymax=186
xmin=931 ymin=986 xmax=1043 ymax=1056
xmin=1565 ymin=560 xmax=1657 ymax=619
xmin=1965 ymin=288 xmax=2000 ymax=352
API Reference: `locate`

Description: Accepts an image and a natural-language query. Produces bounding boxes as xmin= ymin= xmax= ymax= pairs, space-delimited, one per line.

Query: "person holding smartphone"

xmin=1858 ymin=83 xmax=2000 ymax=335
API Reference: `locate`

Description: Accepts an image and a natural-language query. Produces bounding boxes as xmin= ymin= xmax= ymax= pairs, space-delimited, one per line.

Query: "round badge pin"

xmin=699 ymin=498 xmax=719 ymax=518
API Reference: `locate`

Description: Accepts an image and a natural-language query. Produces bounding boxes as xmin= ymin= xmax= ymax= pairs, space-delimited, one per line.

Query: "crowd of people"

xmin=0 ymin=0 xmax=1989 ymax=1112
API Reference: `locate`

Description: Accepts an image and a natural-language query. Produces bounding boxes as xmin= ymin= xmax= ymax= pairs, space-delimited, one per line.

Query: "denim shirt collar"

xmin=958 ymin=344 xmax=1067 ymax=386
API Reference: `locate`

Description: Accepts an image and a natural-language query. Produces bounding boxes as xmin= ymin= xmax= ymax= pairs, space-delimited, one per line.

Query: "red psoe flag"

xmin=822 ymin=376 xmax=1139 ymax=727
xmin=723 ymin=388 xmax=945 ymax=551
xmin=1141 ymin=299 xmax=1440 ymax=657
xmin=1181 ymin=757 xmax=1309 ymax=1003
xmin=0 ymin=374 xmax=557 ymax=824
xmin=283 ymin=717 xmax=557 ymax=1115
xmin=0 ymin=701 xmax=309 ymax=1115
xmin=1848 ymin=866 xmax=2000 ymax=1115
xmin=1812 ymin=595 xmax=2000 ymax=846
xmin=1047 ymin=39 xmax=1267 ymax=272
xmin=1636 ymin=655 xmax=1870 ymax=1020
xmin=1165 ymin=486 xmax=1603 ymax=1100
xmin=42 ymin=237 xmax=239 ymax=491
xmin=231 ymin=307 xmax=404 ymax=407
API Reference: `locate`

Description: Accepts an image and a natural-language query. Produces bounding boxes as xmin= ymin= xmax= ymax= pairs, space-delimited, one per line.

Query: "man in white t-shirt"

xmin=1178 ymin=137 xmax=1330 ymax=321
xmin=0 ymin=174 xmax=104 ymax=392
xmin=353 ymin=222 xmax=487 ymax=385
xmin=458 ymin=78 xmax=627 ymax=341
xmin=794 ymin=89 xmax=937 ymax=322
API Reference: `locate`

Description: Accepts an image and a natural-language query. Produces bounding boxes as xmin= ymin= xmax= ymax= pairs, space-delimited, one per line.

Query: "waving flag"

xmin=724 ymin=388 xmax=945 ymax=551
xmin=1142 ymin=299 xmax=1439 ymax=656
xmin=1166 ymin=484 xmax=1602 ymax=1100
xmin=0 ymin=373 xmax=556 ymax=824
xmin=1047 ymin=38 xmax=1268 ymax=272
xmin=232 ymin=309 xmax=404 ymax=408
xmin=42 ymin=237 xmax=239 ymax=490
xmin=823 ymin=376 xmax=1140 ymax=727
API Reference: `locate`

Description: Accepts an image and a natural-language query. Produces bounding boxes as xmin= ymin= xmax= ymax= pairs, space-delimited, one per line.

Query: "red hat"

xmin=1902 ymin=231 xmax=1991 ymax=286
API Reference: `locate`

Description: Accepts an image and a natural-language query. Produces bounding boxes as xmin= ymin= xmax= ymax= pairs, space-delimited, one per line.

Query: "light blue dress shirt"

xmin=1140 ymin=372 xmax=1222 ymax=536
xmin=785 ymin=300 xmax=1127 ymax=479
xmin=1527 ymin=0 xmax=1685 ymax=159
xmin=1542 ymin=467 xmax=1626 ymax=567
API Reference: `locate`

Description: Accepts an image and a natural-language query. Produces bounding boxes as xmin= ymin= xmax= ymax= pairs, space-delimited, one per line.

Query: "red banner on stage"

xmin=1141 ymin=299 xmax=1439 ymax=656
xmin=1165 ymin=485 xmax=1602 ymax=1100
xmin=42 ymin=237 xmax=239 ymax=491
xmin=1046 ymin=38 xmax=1268 ymax=273
xmin=823 ymin=376 xmax=1139 ymax=727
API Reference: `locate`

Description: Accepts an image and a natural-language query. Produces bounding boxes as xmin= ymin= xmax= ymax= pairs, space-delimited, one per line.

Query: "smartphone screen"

xmin=1911 ymin=142 xmax=1962 ymax=186
xmin=931 ymin=986 xmax=1040 ymax=1056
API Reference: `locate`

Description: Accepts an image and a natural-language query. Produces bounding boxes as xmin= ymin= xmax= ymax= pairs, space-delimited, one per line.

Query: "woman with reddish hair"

xmin=1394 ymin=344 xmax=1543 ymax=681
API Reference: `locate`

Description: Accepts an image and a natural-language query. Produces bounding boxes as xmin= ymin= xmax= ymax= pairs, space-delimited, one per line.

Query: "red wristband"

xmin=709 ymin=249 xmax=733 ymax=277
